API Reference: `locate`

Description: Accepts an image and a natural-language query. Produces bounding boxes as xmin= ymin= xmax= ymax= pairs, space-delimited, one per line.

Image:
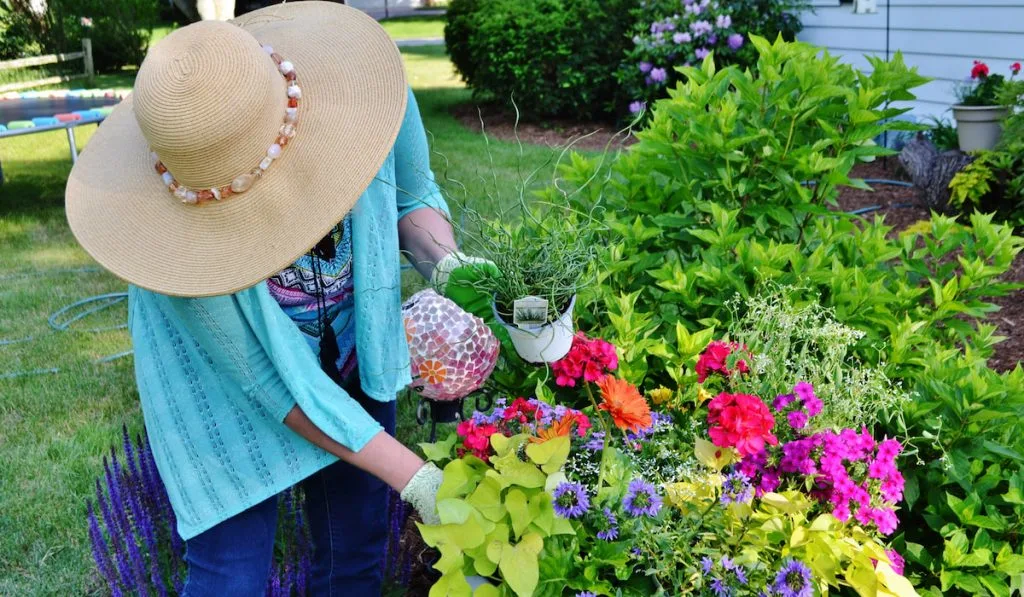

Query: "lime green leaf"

xmin=695 ymin=437 xmax=734 ymax=470
xmin=498 ymin=534 xmax=543 ymax=597
xmin=525 ymin=435 xmax=572 ymax=474
xmin=438 ymin=498 xmax=475 ymax=525
xmin=506 ymin=489 xmax=531 ymax=539
xmin=420 ymin=433 xmax=458 ymax=462
xmin=438 ymin=459 xmax=480 ymax=501
xmin=467 ymin=477 xmax=508 ymax=523
xmin=474 ymin=584 xmax=501 ymax=597
xmin=429 ymin=569 xmax=472 ymax=597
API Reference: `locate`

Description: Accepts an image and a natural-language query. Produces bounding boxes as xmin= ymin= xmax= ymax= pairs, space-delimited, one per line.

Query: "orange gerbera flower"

xmin=418 ymin=360 xmax=447 ymax=384
xmin=596 ymin=375 xmax=652 ymax=433
xmin=530 ymin=413 xmax=575 ymax=444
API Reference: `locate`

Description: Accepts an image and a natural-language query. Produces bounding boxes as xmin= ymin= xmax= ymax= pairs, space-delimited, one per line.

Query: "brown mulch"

xmin=451 ymin=103 xmax=635 ymax=152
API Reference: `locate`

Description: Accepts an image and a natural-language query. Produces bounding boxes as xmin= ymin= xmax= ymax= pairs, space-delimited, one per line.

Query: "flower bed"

xmin=416 ymin=327 xmax=917 ymax=596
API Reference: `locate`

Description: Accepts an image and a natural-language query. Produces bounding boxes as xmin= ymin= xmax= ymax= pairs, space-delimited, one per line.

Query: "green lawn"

xmin=379 ymin=15 xmax=445 ymax=40
xmin=0 ymin=44 xmax=580 ymax=594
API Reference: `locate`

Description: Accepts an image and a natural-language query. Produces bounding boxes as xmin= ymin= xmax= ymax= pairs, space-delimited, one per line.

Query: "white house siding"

xmin=799 ymin=0 xmax=1024 ymax=120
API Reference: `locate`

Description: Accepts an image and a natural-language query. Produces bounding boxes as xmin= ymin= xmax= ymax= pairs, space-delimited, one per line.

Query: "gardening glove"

xmin=431 ymin=251 xmax=501 ymax=322
xmin=400 ymin=462 xmax=443 ymax=526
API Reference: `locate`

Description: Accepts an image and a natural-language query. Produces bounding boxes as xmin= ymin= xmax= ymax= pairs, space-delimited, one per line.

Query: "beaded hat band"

xmin=153 ymin=45 xmax=300 ymax=205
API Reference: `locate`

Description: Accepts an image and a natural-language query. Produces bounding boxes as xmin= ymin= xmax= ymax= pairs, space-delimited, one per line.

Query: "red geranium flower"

xmin=707 ymin=392 xmax=778 ymax=456
xmin=695 ymin=340 xmax=750 ymax=383
xmin=456 ymin=420 xmax=499 ymax=460
xmin=552 ymin=333 xmax=619 ymax=387
xmin=971 ymin=60 xmax=990 ymax=79
xmin=1012 ymin=62 xmax=1022 ymax=76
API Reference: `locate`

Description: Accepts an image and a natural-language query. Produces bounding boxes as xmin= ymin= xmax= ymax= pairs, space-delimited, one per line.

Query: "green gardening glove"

xmin=431 ymin=251 xmax=501 ymax=322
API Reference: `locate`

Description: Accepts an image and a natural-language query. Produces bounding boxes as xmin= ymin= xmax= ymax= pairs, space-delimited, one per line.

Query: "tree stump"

xmin=898 ymin=134 xmax=974 ymax=213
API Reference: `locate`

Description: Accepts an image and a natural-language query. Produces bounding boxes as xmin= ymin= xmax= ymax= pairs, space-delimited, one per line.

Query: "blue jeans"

xmin=182 ymin=386 xmax=397 ymax=597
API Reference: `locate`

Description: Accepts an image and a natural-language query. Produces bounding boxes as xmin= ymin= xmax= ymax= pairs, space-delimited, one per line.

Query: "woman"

xmin=65 ymin=4 xmax=486 ymax=595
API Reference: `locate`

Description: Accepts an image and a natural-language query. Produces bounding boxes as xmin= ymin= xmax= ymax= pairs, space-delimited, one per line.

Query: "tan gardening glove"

xmin=400 ymin=462 xmax=443 ymax=525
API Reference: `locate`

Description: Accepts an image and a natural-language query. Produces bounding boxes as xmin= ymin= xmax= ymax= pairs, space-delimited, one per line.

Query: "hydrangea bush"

xmin=618 ymin=0 xmax=808 ymax=116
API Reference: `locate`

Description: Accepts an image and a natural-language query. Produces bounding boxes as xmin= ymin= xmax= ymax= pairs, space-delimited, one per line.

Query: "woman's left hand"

xmin=400 ymin=462 xmax=443 ymax=525
xmin=431 ymin=251 xmax=501 ymax=320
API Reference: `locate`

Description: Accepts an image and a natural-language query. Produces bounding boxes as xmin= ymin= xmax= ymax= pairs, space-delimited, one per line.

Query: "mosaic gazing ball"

xmin=402 ymin=289 xmax=500 ymax=401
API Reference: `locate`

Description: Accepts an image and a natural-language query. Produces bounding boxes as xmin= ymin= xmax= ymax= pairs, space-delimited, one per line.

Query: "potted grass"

xmin=952 ymin=60 xmax=1018 ymax=151
xmin=458 ymin=202 xmax=599 ymax=364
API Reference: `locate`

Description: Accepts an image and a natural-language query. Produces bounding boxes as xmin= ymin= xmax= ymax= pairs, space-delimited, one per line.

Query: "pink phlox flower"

xmin=788 ymin=411 xmax=809 ymax=430
xmin=773 ymin=393 xmax=795 ymax=412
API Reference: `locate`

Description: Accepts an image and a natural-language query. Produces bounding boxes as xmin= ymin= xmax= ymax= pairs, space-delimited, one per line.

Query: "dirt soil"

xmin=451 ymin=103 xmax=635 ymax=152
xmin=449 ymin=105 xmax=1023 ymax=372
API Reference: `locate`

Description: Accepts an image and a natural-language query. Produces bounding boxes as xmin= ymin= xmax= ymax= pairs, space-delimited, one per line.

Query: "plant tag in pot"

xmin=512 ymin=296 xmax=548 ymax=328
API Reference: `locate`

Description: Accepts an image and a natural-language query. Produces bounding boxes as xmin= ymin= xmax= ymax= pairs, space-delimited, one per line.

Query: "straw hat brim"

xmin=65 ymin=2 xmax=408 ymax=297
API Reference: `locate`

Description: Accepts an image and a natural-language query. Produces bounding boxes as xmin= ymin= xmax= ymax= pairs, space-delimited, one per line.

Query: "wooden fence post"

xmin=82 ymin=38 xmax=95 ymax=81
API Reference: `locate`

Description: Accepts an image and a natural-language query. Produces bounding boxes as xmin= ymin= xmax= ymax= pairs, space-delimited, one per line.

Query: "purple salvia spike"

xmin=87 ymin=500 xmax=119 ymax=592
xmin=124 ymin=463 xmax=166 ymax=597
xmin=297 ymin=553 xmax=309 ymax=596
xmin=122 ymin=426 xmax=141 ymax=496
xmin=96 ymin=478 xmax=133 ymax=594
xmin=108 ymin=449 xmax=149 ymax=594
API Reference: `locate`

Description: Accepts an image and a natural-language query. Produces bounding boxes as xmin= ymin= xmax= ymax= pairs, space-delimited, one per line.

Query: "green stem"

xmin=584 ymin=382 xmax=612 ymax=491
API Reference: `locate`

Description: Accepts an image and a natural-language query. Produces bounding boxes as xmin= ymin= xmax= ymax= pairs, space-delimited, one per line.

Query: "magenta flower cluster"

xmin=738 ymin=382 xmax=905 ymax=535
xmin=772 ymin=381 xmax=824 ymax=430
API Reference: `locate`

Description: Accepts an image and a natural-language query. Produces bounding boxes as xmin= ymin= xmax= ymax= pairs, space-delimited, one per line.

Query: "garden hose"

xmin=0 ymin=289 xmax=132 ymax=380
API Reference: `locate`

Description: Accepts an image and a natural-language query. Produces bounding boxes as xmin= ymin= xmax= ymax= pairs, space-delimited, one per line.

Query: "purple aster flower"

xmin=576 ymin=592 xmax=597 ymax=597
xmin=788 ymin=410 xmax=809 ymax=430
xmin=772 ymin=559 xmax=813 ymax=597
xmin=716 ymin=14 xmax=732 ymax=29
xmin=710 ymin=577 xmax=731 ymax=597
xmin=673 ymin=32 xmax=692 ymax=44
xmin=701 ymin=556 xmax=714 ymax=574
xmin=727 ymin=33 xmax=744 ymax=50
xmin=631 ymin=547 xmax=643 ymax=557
xmin=585 ymin=431 xmax=606 ymax=451
xmin=649 ymin=67 xmax=667 ymax=83
xmin=707 ymin=34 xmax=718 ymax=45
xmin=623 ymin=478 xmax=662 ymax=518
xmin=720 ymin=471 xmax=754 ymax=505
xmin=628 ymin=100 xmax=647 ymax=115
xmin=596 ymin=507 xmax=619 ymax=540
xmin=638 ymin=61 xmax=653 ymax=74
xmin=552 ymin=482 xmax=590 ymax=519
xmin=695 ymin=47 xmax=710 ymax=60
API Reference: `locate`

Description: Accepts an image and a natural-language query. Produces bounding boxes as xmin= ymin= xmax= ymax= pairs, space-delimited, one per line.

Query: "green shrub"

xmin=444 ymin=0 xmax=639 ymax=119
xmin=0 ymin=0 xmax=158 ymax=73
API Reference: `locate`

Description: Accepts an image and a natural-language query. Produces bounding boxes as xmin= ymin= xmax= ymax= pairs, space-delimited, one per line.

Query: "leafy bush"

xmin=444 ymin=0 xmax=639 ymax=119
xmin=0 ymin=0 xmax=158 ymax=72
xmin=617 ymin=0 xmax=808 ymax=115
xmin=543 ymin=36 xmax=1024 ymax=593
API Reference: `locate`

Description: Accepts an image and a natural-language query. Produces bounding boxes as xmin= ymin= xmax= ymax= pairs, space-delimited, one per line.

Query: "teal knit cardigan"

xmin=128 ymin=89 xmax=448 ymax=539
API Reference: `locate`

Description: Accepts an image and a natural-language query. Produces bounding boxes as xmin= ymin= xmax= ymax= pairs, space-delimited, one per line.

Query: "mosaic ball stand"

xmin=402 ymin=289 xmax=500 ymax=437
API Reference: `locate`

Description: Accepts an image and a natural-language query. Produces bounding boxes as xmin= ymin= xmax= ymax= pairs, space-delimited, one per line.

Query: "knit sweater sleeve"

xmin=162 ymin=283 xmax=384 ymax=452
xmin=395 ymin=87 xmax=450 ymax=221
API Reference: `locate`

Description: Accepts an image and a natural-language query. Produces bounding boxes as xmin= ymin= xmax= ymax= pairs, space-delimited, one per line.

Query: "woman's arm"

xmin=284 ymin=405 xmax=423 ymax=491
xmin=398 ymin=207 xmax=457 ymax=280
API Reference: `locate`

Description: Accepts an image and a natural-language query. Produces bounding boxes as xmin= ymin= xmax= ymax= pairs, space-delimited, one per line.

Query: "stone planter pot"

xmin=952 ymin=105 xmax=1008 ymax=152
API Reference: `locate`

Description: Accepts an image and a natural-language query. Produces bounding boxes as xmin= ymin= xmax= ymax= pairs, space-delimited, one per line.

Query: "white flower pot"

xmin=494 ymin=295 xmax=576 ymax=364
xmin=952 ymin=105 xmax=1008 ymax=152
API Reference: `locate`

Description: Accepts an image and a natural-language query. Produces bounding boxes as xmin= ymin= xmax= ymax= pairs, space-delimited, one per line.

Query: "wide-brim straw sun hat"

xmin=66 ymin=1 xmax=408 ymax=297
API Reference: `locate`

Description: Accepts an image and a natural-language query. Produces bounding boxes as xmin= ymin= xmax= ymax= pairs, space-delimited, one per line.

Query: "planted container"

xmin=494 ymin=295 xmax=576 ymax=363
xmin=953 ymin=105 xmax=1008 ymax=151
